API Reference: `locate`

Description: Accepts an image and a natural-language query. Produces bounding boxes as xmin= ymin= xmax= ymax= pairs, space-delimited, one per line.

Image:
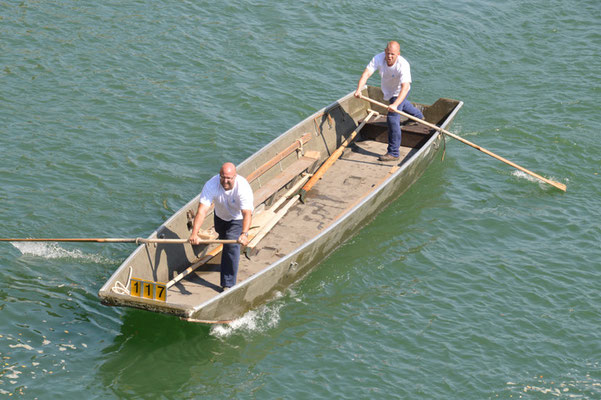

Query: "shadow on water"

xmin=97 ymin=309 xmax=236 ymax=397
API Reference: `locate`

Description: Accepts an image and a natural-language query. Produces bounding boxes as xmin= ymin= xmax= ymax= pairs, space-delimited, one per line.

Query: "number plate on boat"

xmin=130 ymin=278 xmax=167 ymax=302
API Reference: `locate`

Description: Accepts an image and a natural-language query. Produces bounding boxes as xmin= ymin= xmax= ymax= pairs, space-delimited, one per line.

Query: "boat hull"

xmin=99 ymin=86 xmax=463 ymax=323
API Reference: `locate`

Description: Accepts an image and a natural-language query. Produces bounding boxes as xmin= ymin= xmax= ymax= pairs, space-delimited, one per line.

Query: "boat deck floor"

xmin=166 ymin=140 xmax=418 ymax=307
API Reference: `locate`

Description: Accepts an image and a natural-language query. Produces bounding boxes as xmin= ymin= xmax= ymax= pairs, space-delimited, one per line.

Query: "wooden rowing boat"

xmin=98 ymin=86 xmax=463 ymax=323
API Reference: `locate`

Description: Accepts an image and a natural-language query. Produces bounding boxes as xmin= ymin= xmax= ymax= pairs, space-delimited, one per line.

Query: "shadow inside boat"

xmin=313 ymin=98 xmax=424 ymax=170
xmin=172 ymin=265 xmax=223 ymax=294
xmin=144 ymin=226 xmax=222 ymax=288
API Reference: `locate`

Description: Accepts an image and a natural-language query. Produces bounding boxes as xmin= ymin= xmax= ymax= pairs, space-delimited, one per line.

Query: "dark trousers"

xmin=386 ymin=94 xmax=424 ymax=157
xmin=213 ymin=215 xmax=243 ymax=288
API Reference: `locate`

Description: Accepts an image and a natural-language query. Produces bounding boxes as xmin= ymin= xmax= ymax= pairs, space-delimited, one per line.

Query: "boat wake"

xmin=11 ymin=241 xmax=108 ymax=263
xmin=209 ymin=294 xmax=284 ymax=338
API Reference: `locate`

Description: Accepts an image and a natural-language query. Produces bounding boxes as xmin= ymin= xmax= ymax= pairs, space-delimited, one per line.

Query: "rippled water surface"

xmin=1 ymin=0 xmax=600 ymax=398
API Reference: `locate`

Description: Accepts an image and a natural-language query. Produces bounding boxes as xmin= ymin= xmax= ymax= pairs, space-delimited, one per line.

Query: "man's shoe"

xmin=378 ymin=153 xmax=399 ymax=161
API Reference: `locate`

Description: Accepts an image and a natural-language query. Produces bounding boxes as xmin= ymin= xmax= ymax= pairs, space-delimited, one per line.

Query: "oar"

xmin=299 ymin=109 xmax=379 ymax=201
xmin=0 ymin=238 xmax=237 ymax=244
xmin=359 ymin=95 xmax=567 ymax=192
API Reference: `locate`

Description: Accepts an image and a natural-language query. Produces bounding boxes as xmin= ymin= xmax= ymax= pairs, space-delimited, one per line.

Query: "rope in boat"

xmin=295 ymin=138 xmax=304 ymax=157
xmin=111 ymin=266 xmax=133 ymax=295
xmin=442 ymin=131 xmax=447 ymax=161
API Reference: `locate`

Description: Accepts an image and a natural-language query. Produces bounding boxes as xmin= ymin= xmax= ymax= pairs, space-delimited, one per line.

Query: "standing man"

xmin=354 ymin=41 xmax=425 ymax=161
xmin=189 ymin=162 xmax=253 ymax=291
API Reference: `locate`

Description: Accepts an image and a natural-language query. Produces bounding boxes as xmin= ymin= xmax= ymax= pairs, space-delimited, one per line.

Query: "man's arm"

xmin=189 ymin=202 xmax=210 ymax=245
xmin=388 ymin=82 xmax=411 ymax=111
xmin=238 ymin=209 xmax=252 ymax=246
xmin=354 ymin=68 xmax=374 ymax=98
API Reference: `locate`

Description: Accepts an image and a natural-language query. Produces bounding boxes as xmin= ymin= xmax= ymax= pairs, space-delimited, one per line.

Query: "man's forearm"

xmin=356 ymin=68 xmax=372 ymax=93
xmin=241 ymin=210 xmax=252 ymax=233
xmin=191 ymin=204 xmax=208 ymax=236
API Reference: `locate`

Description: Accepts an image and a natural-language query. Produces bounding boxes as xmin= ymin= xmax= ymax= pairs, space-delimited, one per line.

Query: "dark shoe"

xmin=378 ymin=153 xmax=399 ymax=161
xmin=221 ymin=286 xmax=231 ymax=292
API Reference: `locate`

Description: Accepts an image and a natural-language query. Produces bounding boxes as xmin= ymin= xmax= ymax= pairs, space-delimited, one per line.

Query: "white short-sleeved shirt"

xmin=366 ymin=52 xmax=412 ymax=101
xmin=199 ymin=175 xmax=254 ymax=221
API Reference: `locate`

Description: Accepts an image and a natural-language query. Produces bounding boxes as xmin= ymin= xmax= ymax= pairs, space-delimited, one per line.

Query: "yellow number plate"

xmin=155 ymin=283 xmax=167 ymax=301
xmin=130 ymin=278 xmax=142 ymax=297
xmin=130 ymin=278 xmax=167 ymax=302
xmin=142 ymin=281 xmax=154 ymax=299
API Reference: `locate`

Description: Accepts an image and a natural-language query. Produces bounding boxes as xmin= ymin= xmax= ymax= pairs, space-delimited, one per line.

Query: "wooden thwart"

xmin=246 ymin=132 xmax=312 ymax=183
xmin=253 ymin=153 xmax=319 ymax=206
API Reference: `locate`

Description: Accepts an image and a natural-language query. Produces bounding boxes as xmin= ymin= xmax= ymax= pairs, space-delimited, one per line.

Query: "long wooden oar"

xmin=0 ymin=238 xmax=237 ymax=244
xmin=299 ymin=109 xmax=378 ymax=201
xmin=359 ymin=95 xmax=566 ymax=192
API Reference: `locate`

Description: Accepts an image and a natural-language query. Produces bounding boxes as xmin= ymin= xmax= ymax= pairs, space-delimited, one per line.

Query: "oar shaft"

xmin=0 ymin=238 xmax=137 ymax=243
xmin=0 ymin=238 xmax=237 ymax=244
xmin=360 ymin=95 xmax=566 ymax=192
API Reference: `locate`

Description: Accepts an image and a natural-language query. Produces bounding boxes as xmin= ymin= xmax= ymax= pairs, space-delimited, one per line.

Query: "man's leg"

xmin=385 ymin=95 xmax=425 ymax=158
xmin=214 ymin=215 xmax=243 ymax=288
xmin=400 ymin=98 xmax=424 ymax=119
xmin=386 ymin=96 xmax=402 ymax=157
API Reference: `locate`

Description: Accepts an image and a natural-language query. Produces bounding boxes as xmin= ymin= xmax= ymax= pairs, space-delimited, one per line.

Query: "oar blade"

xmin=549 ymin=180 xmax=567 ymax=192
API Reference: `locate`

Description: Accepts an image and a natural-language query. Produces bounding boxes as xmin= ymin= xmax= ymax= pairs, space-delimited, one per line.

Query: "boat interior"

xmin=100 ymin=88 xmax=461 ymax=316
xmin=164 ymin=97 xmax=457 ymax=307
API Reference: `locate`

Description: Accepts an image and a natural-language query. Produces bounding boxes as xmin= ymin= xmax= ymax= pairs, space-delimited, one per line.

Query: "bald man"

xmin=355 ymin=41 xmax=424 ymax=161
xmin=189 ymin=162 xmax=253 ymax=291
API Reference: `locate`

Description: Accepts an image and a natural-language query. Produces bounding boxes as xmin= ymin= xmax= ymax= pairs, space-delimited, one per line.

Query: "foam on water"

xmin=504 ymin=366 xmax=601 ymax=398
xmin=511 ymin=170 xmax=568 ymax=189
xmin=10 ymin=242 xmax=108 ymax=263
xmin=210 ymin=293 xmax=285 ymax=338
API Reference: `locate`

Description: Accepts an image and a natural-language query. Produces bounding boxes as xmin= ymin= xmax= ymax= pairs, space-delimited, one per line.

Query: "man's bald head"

xmin=385 ymin=41 xmax=401 ymax=66
xmin=219 ymin=162 xmax=237 ymax=190
xmin=386 ymin=41 xmax=400 ymax=53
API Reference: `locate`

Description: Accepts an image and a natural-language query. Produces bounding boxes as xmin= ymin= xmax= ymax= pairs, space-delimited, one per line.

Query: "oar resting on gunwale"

xmin=359 ymin=95 xmax=566 ymax=192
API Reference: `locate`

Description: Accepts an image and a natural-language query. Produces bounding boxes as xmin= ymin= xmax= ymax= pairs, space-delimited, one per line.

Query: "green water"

xmin=1 ymin=0 xmax=600 ymax=398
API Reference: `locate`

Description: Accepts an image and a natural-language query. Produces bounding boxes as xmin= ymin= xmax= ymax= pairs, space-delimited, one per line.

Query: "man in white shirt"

xmin=354 ymin=41 xmax=425 ymax=161
xmin=189 ymin=162 xmax=253 ymax=291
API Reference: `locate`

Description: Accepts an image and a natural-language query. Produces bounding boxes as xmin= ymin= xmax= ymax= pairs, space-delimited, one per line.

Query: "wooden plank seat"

xmin=252 ymin=152 xmax=320 ymax=208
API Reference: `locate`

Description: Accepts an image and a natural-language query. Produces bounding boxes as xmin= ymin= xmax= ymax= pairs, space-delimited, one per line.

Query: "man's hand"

xmin=189 ymin=234 xmax=201 ymax=245
xmin=237 ymin=232 xmax=249 ymax=246
xmin=354 ymin=89 xmax=363 ymax=98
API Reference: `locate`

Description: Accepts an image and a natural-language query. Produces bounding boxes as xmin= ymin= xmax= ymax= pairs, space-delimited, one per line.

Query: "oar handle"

xmin=359 ymin=95 xmax=566 ymax=192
